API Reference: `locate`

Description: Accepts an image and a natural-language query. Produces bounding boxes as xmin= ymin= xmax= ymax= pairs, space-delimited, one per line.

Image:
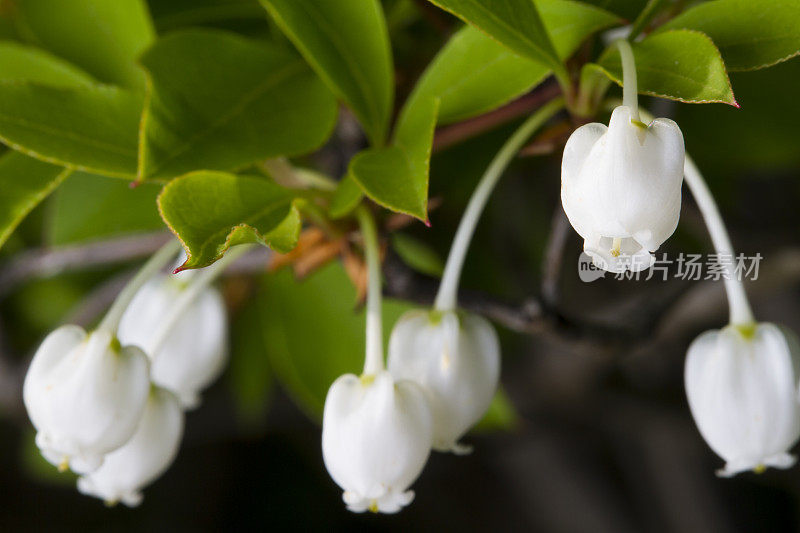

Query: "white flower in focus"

xmin=322 ymin=371 xmax=433 ymax=513
xmin=388 ymin=310 xmax=500 ymax=454
xmin=685 ymin=323 xmax=800 ymax=476
xmin=23 ymin=326 xmax=150 ymax=474
xmin=117 ymin=274 xmax=228 ymax=409
xmin=78 ymin=386 xmax=184 ymax=506
xmin=561 ymin=105 xmax=685 ymax=272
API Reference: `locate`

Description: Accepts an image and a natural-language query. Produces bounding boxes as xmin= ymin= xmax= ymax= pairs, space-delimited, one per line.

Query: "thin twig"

xmin=541 ymin=207 xmax=571 ymax=308
xmin=0 ymin=232 xmax=172 ymax=298
xmin=433 ymin=82 xmax=562 ymax=153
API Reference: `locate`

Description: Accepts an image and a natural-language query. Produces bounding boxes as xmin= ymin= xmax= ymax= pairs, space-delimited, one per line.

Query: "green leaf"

xmin=138 ymin=29 xmax=337 ymax=182
xmin=537 ymin=0 xmax=621 ymax=60
xmin=404 ymin=26 xmax=550 ymax=126
xmin=350 ymin=148 xmax=418 ymax=217
xmin=0 ymin=151 xmax=71 ymax=249
xmin=350 ymin=97 xmax=439 ymax=221
xmin=596 ymin=29 xmax=736 ymax=105
xmin=391 ymin=233 xmax=444 ymax=277
xmin=260 ymin=0 xmax=394 ymax=146
xmin=579 ymin=0 xmax=647 ymax=20
xmin=659 ymin=0 xmax=800 ymax=71
xmin=157 ymin=171 xmax=301 ymax=269
xmin=0 ymin=41 xmax=95 ymax=88
xmin=260 ymin=262 xmax=415 ymax=419
xmin=425 ymin=0 xmax=561 ymax=70
xmin=13 ymin=0 xmax=155 ymax=90
xmin=328 ymin=174 xmax=363 ymax=219
xmin=0 ymin=83 xmax=142 ymax=177
xmin=150 ymin=0 xmax=265 ymax=31
xmin=47 ymin=172 xmax=164 ymax=245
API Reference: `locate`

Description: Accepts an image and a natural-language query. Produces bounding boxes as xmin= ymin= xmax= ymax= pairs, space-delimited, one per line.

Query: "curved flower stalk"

xmin=322 ymin=207 xmax=433 ymax=513
xmin=561 ymin=41 xmax=685 ymax=272
xmin=78 ymin=386 xmax=184 ymax=506
xmin=389 ymin=99 xmax=563 ymax=453
xmin=22 ymin=241 xmax=180 ymax=474
xmin=681 ymin=156 xmax=800 ymax=476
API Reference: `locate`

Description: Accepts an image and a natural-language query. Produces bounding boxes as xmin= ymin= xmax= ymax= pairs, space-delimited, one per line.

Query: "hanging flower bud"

xmin=23 ymin=326 xmax=150 ymax=474
xmin=117 ymin=274 xmax=228 ymax=409
xmin=322 ymin=370 xmax=433 ymax=513
xmin=77 ymin=386 xmax=184 ymax=506
xmin=685 ymin=323 xmax=800 ymax=476
xmin=388 ymin=310 xmax=500 ymax=454
xmin=561 ymin=105 xmax=685 ymax=272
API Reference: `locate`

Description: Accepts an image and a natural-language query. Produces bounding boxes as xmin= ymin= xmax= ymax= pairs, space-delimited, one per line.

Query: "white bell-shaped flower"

xmin=322 ymin=370 xmax=433 ymax=513
xmin=23 ymin=326 xmax=150 ymax=474
xmin=561 ymin=105 xmax=685 ymax=272
xmin=388 ymin=310 xmax=500 ymax=454
xmin=77 ymin=386 xmax=184 ymax=506
xmin=685 ymin=323 xmax=800 ymax=476
xmin=117 ymin=274 xmax=228 ymax=409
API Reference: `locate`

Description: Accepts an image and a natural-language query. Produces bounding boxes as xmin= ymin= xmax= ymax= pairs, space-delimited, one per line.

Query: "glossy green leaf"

xmin=537 ymin=0 xmax=621 ymax=60
xmin=13 ymin=0 xmax=155 ymax=90
xmin=0 ymin=151 xmax=71 ymax=249
xmin=596 ymin=29 xmax=736 ymax=105
xmin=659 ymin=0 xmax=800 ymax=71
xmin=157 ymin=171 xmax=301 ymax=269
xmin=260 ymin=0 xmax=394 ymax=146
xmin=391 ymin=233 xmax=444 ymax=277
xmin=48 ymin=172 xmax=163 ymax=245
xmin=405 ymin=26 xmax=550 ymax=126
xmin=350 ymin=97 xmax=439 ymax=221
xmin=425 ymin=0 xmax=561 ymax=70
xmin=0 ymin=83 xmax=142 ymax=177
xmin=259 ymin=262 xmax=415 ymax=419
xmin=0 ymin=41 xmax=95 ymax=88
xmin=328 ymin=174 xmax=363 ymax=219
xmin=138 ymin=30 xmax=337 ymax=182
xmin=150 ymin=0 xmax=265 ymax=31
xmin=579 ymin=0 xmax=647 ymax=19
xmin=350 ymin=148 xmax=418 ymax=217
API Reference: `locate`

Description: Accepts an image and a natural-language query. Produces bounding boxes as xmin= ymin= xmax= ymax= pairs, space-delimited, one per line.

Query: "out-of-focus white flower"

xmin=23 ymin=326 xmax=150 ymax=474
xmin=561 ymin=105 xmax=685 ymax=272
xmin=685 ymin=323 xmax=800 ymax=476
xmin=117 ymin=274 xmax=228 ymax=409
xmin=322 ymin=370 xmax=432 ymax=513
xmin=77 ymin=386 xmax=184 ymax=506
xmin=388 ymin=310 xmax=499 ymax=454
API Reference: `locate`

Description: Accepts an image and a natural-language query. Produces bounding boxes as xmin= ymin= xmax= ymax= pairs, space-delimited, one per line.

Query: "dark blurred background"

xmin=1 ymin=0 xmax=800 ymax=531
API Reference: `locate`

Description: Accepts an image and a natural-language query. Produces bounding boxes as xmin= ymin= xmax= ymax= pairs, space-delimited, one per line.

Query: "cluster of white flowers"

xmin=323 ymin=42 xmax=800 ymax=516
xmin=21 ymin=41 xmax=800 ymax=517
xmin=559 ymin=41 xmax=800 ymax=479
xmin=320 ymin=189 xmax=503 ymax=512
xmin=23 ymin=246 xmax=230 ymax=506
xmin=321 ymin=309 xmax=501 ymax=514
